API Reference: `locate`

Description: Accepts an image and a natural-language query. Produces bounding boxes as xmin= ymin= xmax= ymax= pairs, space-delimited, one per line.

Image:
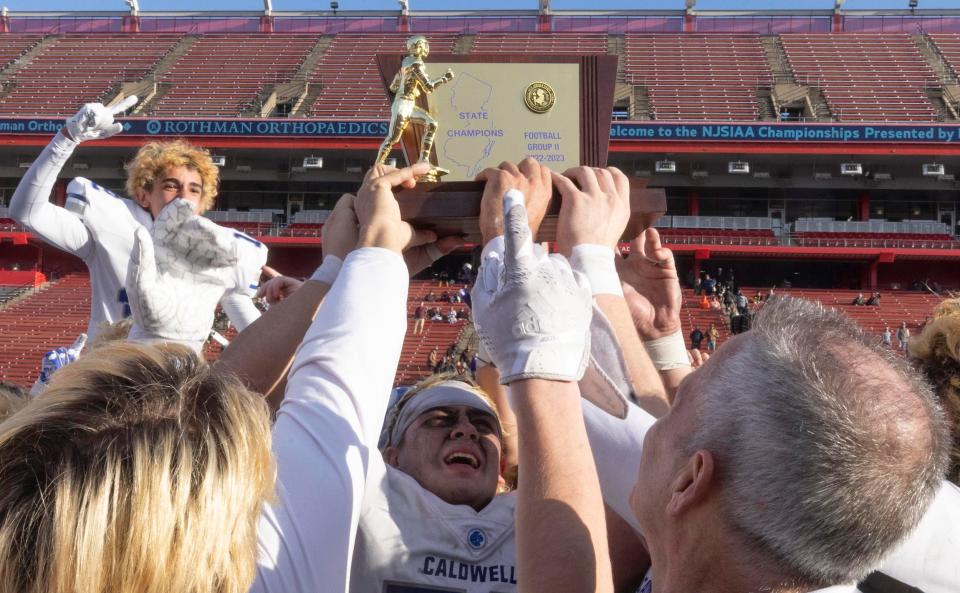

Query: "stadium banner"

xmin=608 ymin=122 xmax=960 ymax=143
xmin=3 ymin=118 xmax=960 ymax=144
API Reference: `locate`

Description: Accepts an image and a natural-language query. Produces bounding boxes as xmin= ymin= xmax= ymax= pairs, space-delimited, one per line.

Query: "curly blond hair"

xmin=910 ymin=297 xmax=960 ymax=484
xmin=125 ymin=139 xmax=219 ymax=212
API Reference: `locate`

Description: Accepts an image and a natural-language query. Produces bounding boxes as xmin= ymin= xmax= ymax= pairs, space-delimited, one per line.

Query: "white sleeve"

xmin=875 ymin=481 xmax=960 ymax=593
xmin=252 ymin=247 xmax=408 ymax=593
xmin=9 ymin=131 xmax=93 ymax=259
xmin=582 ymin=397 xmax=656 ymax=535
xmin=220 ymin=292 xmax=260 ymax=332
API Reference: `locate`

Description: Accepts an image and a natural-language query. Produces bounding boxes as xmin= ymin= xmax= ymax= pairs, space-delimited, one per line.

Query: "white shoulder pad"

xmin=65 ymin=177 xmax=129 ymax=219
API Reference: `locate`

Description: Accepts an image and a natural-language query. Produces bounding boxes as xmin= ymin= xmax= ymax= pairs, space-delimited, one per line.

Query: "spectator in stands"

xmin=882 ymin=326 xmax=893 ymax=347
xmin=412 ymin=301 xmax=426 ymax=335
xmin=898 ymin=322 xmax=911 ymax=351
xmin=457 ymin=285 xmax=471 ymax=307
xmin=424 ymin=290 xmax=436 ymax=302
xmin=753 ymin=290 xmax=763 ymax=305
xmin=9 ymin=100 xmax=266 ymax=347
xmin=430 ymin=308 xmax=443 ymax=322
xmin=729 ymin=309 xmax=744 ymax=335
xmin=693 ymin=275 xmax=702 ymax=295
xmin=736 ymin=289 xmax=749 ymax=314
xmin=909 ymin=297 xmax=960 ymax=485
xmin=867 ymin=292 xmax=881 ymax=306
xmin=427 ymin=346 xmax=440 ymax=374
xmin=707 ymin=323 xmax=719 ymax=351
xmin=702 ymin=273 xmax=717 ymax=296
xmin=437 ymin=268 xmax=450 ymax=287
xmin=852 ymin=293 xmax=866 ymax=306
xmin=689 ymin=326 xmax=704 ymax=350
xmin=723 ymin=286 xmax=735 ymax=309
xmin=446 ymin=307 xmax=458 ymax=324
xmin=459 ymin=262 xmax=473 ymax=283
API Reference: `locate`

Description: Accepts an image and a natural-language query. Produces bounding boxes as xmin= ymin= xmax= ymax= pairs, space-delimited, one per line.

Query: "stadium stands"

xmin=470 ymin=32 xmax=609 ymax=55
xmin=623 ymin=34 xmax=771 ymax=121
xmin=930 ymin=33 xmax=960 ymax=79
xmin=395 ymin=280 xmax=470 ymax=386
xmin=0 ymin=273 xmax=89 ymax=386
xmin=0 ymin=34 xmax=43 ymax=69
xmin=0 ymin=34 xmax=181 ymax=116
xmin=780 ymin=33 xmax=939 ymax=122
xmin=149 ymin=34 xmax=317 ymax=117
xmin=792 ymin=232 xmax=960 ymax=249
xmin=307 ymin=33 xmax=460 ymax=119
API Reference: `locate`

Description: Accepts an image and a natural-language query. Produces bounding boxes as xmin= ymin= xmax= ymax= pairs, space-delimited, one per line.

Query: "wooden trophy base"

xmin=396 ymin=179 xmax=666 ymax=243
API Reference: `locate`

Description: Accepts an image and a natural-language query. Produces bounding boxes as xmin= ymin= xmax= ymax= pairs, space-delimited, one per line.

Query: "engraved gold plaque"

xmin=523 ymin=82 xmax=556 ymax=114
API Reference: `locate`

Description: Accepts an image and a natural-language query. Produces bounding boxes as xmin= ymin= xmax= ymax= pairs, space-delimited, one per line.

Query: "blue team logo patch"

xmin=467 ymin=528 xmax=486 ymax=549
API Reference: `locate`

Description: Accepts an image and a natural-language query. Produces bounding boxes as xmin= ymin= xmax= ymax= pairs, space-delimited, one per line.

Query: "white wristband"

xmin=570 ymin=244 xmax=623 ymax=297
xmin=644 ymin=330 xmax=689 ymax=371
xmin=310 ymin=255 xmax=343 ymax=285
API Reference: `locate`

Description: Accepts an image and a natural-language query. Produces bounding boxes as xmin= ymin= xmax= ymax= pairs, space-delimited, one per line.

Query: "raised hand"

xmin=257 ymin=275 xmax=304 ymax=306
xmin=471 ymin=190 xmax=592 ymax=384
xmin=355 ymin=162 xmax=435 ymax=253
xmin=476 ymin=158 xmax=552 ymax=245
xmin=127 ymin=225 xmax=231 ymax=350
xmin=616 ymin=228 xmax=682 ymax=340
xmin=552 ymin=166 xmax=631 ymax=256
xmin=64 ymin=95 xmax=137 ymax=142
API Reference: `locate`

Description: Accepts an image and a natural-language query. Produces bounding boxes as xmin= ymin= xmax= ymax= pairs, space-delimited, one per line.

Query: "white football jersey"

xmin=352 ymin=463 xmax=518 ymax=593
xmin=65 ymin=177 xmax=152 ymax=339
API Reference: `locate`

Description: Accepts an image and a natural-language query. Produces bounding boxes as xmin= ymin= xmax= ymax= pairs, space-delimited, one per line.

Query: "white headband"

xmin=386 ymin=381 xmax=501 ymax=448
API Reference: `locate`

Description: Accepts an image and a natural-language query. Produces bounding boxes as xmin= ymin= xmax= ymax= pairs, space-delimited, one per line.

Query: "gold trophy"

xmin=374 ymin=43 xmax=665 ymax=242
xmin=376 ymin=35 xmax=454 ymax=182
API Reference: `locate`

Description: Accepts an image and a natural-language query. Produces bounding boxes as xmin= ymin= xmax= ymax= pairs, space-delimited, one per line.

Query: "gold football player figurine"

xmin=376 ymin=35 xmax=454 ymax=182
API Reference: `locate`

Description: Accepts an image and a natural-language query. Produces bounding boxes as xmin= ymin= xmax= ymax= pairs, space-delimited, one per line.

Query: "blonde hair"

xmin=125 ymin=139 xmax=220 ymax=212
xmin=0 ymin=382 xmax=28 ymax=420
xmin=89 ymin=317 xmax=133 ymax=350
xmin=910 ymin=297 xmax=960 ymax=484
xmin=0 ymin=342 xmax=274 ymax=593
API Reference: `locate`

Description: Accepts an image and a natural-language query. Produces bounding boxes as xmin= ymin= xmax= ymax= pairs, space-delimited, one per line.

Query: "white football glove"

xmin=64 ymin=95 xmax=137 ymax=142
xmin=31 ymin=333 xmax=87 ymax=395
xmin=152 ymin=198 xmax=238 ymax=276
xmin=471 ymin=189 xmax=592 ymax=384
xmin=127 ymin=225 xmax=231 ymax=351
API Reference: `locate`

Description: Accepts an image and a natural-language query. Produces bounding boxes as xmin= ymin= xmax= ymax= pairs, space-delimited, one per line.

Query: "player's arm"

xmin=218 ymin=292 xmax=261 ymax=332
xmin=217 ymin=192 xmax=459 ymax=412
xmin=216 ymin=193 xmax=358 ymax=409
xmin=617 ymin=228 xmax=691 ymax=402
xmin=553 ymin=166 xmax=670 ymax=419
xmin=473 ymin=188 xmax=611 ymax=593
xmin=10 ymin=99 xmax=136 ymax=258
xmin=251 ymin=163 xmax=434 ymax=592
xmin=218 ymin=238 xmax=269 ymax=332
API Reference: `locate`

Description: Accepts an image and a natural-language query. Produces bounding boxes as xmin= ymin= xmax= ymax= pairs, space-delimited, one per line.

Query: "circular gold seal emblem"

xmin=523 ymin=82 xmax=556 ymax=114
